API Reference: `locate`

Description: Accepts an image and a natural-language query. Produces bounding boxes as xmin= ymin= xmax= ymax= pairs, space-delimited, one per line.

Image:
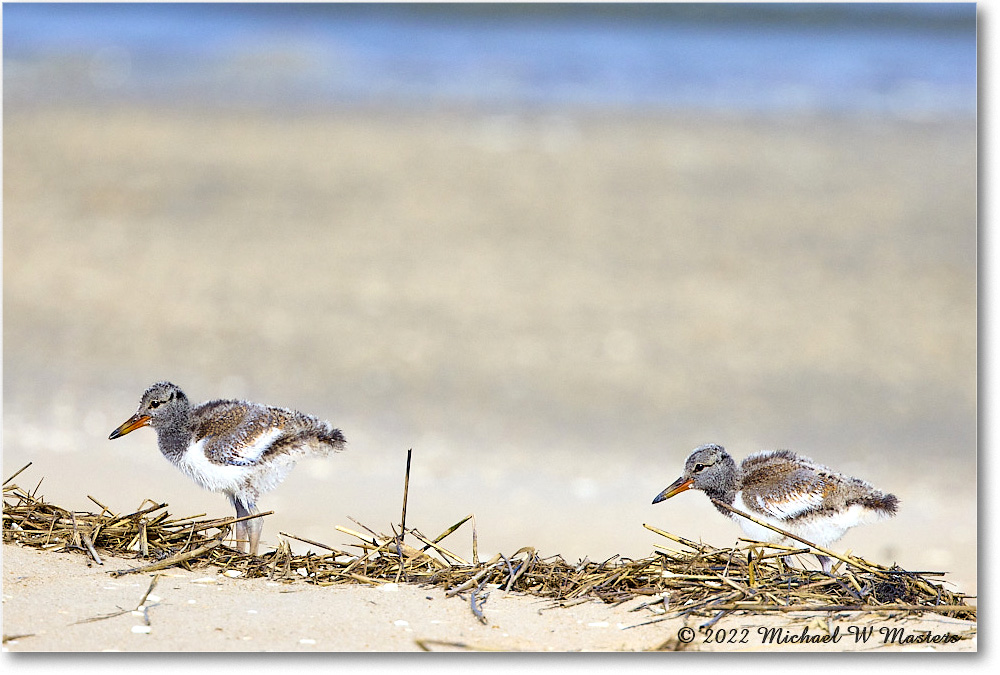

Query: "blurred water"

xmin=3 ymin=2 xmax=977 ymax=118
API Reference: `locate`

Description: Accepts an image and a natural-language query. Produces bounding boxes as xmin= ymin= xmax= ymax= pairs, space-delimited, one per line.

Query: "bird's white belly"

xmin=732 ymin=493 xmax=876 ymax=547
xmin=177 ymin=432 xmax=300 ymax=502
xmin=791 ymin=503 xmax=877 ymax=546
xmin=178 ymin=438 xmax=252 ymax=493
xmin=731 ymin=493 xmax=787 ymax=543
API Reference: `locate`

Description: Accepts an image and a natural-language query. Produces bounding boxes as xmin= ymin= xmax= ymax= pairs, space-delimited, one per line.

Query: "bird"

xmin=109 ymin=381 xmax=346 ymax=555
xmin=652 ymin=444 xmax=898 ymax=573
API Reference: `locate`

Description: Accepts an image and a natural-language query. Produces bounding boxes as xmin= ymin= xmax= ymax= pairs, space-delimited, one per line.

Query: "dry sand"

xmin=3 ymin=103 xmax=977 ymax=651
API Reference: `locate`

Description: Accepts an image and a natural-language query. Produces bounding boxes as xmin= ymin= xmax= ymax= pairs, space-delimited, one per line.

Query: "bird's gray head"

xmin=652 ymin=444 xmax=737 ymax=504
xmin=109 ymin=381 xmax=190 ymax=439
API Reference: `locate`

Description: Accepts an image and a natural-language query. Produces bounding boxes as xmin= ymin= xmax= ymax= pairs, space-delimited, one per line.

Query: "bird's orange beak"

xmin=109 ymin=413 xmax=151 ymax=440
xmin=652 ymin=476 xmax=693 ymax=504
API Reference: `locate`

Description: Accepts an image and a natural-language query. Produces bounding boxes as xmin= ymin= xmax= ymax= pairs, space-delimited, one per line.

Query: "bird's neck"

xmin=705 ymin=463 xmax=741 ymax=515
xmin=154 ymin=415 xmax=194 ymax=463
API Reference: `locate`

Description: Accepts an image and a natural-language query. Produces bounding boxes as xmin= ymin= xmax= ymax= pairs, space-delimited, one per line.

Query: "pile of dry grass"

xmin=2 ymin=461 xmax=975 ymax=624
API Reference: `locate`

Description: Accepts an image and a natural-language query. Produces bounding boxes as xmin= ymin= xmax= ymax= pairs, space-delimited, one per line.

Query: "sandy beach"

xmin=3 ymin=99 xmax=977 ymax=652
xmin=1 ymin=544 xmax=977 ymax=652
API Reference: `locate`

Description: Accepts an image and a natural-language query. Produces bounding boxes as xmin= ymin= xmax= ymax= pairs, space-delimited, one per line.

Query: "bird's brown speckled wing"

xmin=743 ymin=449 xmax=897 ymax=521
xmin=740 ymin=452 xmax=839 ymax=520
xmin=191 ymin=400 xmax=344 ymax=467
xmin=192 ymin=400 xmax=300 ymax=466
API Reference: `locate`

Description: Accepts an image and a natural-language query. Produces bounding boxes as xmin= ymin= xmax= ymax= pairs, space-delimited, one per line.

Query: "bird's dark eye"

xmin=693 ymin=463 xmax=705 ymax=472
xmin=149 ymin=400 xmax=161 ymax=409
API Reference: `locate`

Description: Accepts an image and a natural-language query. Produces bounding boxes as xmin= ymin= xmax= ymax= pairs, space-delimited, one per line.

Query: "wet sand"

xmin=2 ymin=104 xmax=977 ymax=650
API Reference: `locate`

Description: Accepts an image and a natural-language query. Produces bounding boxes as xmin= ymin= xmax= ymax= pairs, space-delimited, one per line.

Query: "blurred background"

xmin=3 ymin=4 xmax=977 ymax=592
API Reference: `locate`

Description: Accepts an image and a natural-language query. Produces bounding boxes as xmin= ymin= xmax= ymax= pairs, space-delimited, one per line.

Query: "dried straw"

xmin=2 ymin=462 xmax=975 ymax=623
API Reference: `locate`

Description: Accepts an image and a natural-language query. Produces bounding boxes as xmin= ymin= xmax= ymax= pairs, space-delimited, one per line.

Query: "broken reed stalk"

xmin=73 ymin=575 xmax=162 ymax=625
xmin=109 ymin=539 xmax=224 ymax=577
xmin=684 ymin=602 xmax=976 ymax=613
xmin=470 ymin=578 xmax=489 ymax=624
xmin=3 ymin=463 xmax=33 ymax=487
xmin=709 ymin=498 xmax=880 ymax=574
xmin=429 ymin=514 xmax=473 ymax=544
xmin=1 ymin=465 xmax=976 ymax=622
xmin=400 ymin=448 xmax=412 ymax=543
xmin=408 ymin=528 xmax=469 ymax=566
xmin=277 ymin=531 xmax=345 ymax=554
xmin=472 ymin=514 xmax=479 ymax=566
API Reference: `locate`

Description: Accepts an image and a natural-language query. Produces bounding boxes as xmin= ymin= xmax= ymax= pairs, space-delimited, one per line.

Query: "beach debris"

xmin=414 ymin=638 xmax=507 ymax=652
xmin=470 ymin=579 xmax=490 ymax=624
xmin=73 ymin=574 xmax=162 ymax=627
xmin=2 ymin=462 xmax=976 ymax=624
xmin=2 ymin=633 xmax=36 ymax=645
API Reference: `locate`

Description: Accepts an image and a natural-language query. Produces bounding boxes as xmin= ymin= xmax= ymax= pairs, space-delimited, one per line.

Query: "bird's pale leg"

xmin=232 ymin=499 xmax=253 ymax=554
xmin=234 ymin=521 xmax=248 ymax=553
xmin=816 ymin=554 xmax=833 ymax=575
xmin=245 ymin=506 xmax=263 ymax=556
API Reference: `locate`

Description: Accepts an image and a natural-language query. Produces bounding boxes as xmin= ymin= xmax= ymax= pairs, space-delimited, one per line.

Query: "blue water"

xmin=3 ymin=3 xmax=977 ymax=118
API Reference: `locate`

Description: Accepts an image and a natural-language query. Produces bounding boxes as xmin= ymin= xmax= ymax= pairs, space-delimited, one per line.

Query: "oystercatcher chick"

xmin=652 ymin=444 xmax=897 ymax=573
xmin=109 ymin=381 xmax=346 ymax=555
